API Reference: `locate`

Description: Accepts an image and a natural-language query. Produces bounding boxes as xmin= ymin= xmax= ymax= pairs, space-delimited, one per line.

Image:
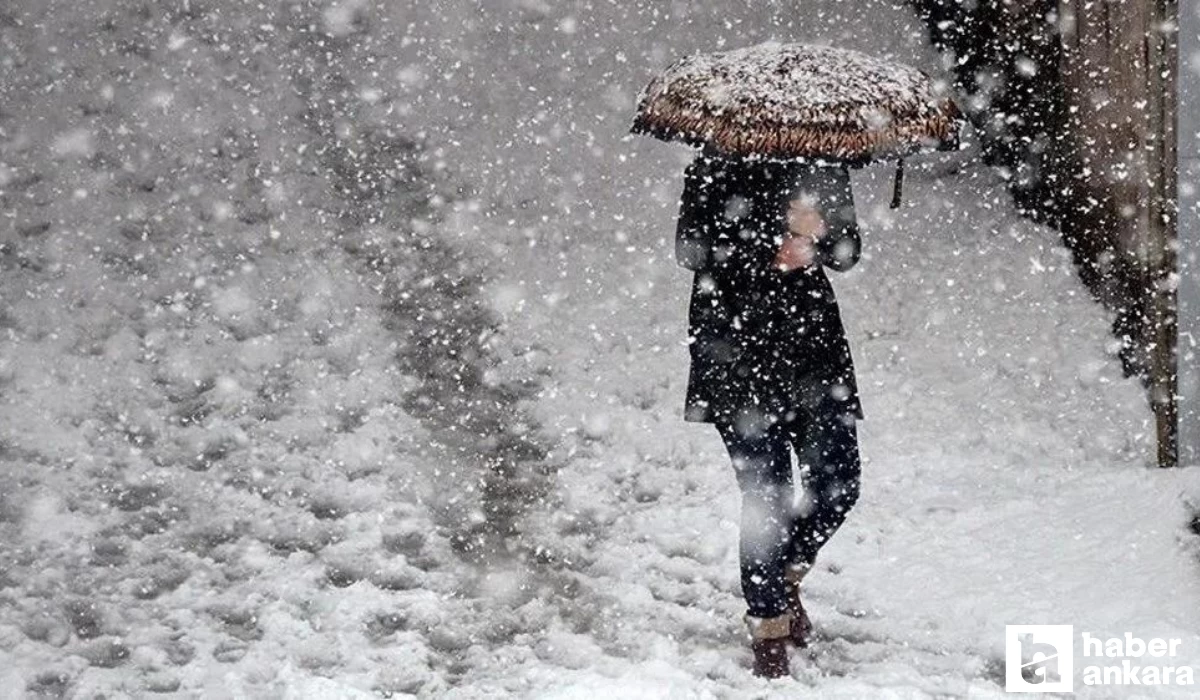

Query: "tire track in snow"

xmin=283 ymin=14 xmax=558 ymax=565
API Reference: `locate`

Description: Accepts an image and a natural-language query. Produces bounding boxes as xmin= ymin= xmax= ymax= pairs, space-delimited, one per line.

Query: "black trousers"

xmin=716 ymin=409 xmax=861 ymax=619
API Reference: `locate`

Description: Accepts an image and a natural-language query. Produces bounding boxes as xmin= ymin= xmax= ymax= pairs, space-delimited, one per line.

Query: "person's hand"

xmin=773 ymin=233 xmax=817 ymax=271
xmin=787 ymin=199 xmax=827 ymax=241
xmin=773 ymin=199 xmax=827 ymax=271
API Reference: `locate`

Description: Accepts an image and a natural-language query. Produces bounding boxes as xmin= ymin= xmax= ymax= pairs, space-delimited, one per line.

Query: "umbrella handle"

xmin=890 ymin=159 xmax=904 ymax=209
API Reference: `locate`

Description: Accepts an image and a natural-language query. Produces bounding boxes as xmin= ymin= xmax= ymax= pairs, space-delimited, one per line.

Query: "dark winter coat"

xmin=676 ymin=152 xmax=864 ymax=429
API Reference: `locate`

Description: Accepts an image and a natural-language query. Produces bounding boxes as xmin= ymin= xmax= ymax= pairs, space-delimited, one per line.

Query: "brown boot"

xmin=745 ymin=613 xmax=792 ymax=679
xmin=784 ymin=563 xmax=813 ymax=648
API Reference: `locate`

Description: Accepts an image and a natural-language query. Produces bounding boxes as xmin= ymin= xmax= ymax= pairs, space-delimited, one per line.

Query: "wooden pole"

xmin=1149 ymin=0 xmax=1179 ymax=467
xmin=1180 ymin=0 xmax=1200 ymax=467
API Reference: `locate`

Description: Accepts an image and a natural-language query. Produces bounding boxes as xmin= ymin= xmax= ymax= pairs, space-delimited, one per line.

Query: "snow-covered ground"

xmin=2 ymin=0 xmax=1199 ymax=697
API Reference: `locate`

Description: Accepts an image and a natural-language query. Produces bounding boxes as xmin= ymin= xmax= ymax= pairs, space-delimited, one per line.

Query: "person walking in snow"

xmin=676 ymin=148 xmax=864 ymax=679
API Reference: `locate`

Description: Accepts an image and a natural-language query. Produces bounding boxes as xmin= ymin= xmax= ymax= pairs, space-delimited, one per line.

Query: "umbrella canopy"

xmin=631 ymin=42 xmax=963 ymax=164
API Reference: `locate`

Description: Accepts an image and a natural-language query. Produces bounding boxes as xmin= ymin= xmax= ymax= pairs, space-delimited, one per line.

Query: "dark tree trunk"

xmin=907 ymin=0 xmax=1179 ymax=467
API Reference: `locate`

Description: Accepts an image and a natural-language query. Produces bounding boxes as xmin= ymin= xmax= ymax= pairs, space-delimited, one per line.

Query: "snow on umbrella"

xmin=631 ymin=43 xmax=964 ymax=204
xmin=632 ymin=42 xmax=962 ymax=162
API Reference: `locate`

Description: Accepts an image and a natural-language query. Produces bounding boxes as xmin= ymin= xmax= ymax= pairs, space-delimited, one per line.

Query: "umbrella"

xmin=631 ymin=42 xmax=964 ymax=206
